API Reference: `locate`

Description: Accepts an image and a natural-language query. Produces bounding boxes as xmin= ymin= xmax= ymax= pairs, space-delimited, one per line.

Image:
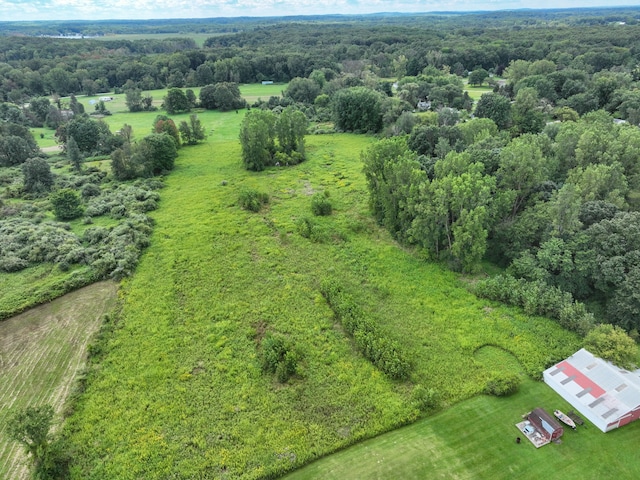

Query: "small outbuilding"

xmin=528 ymin=408 xmax=563 ymax=441
xmin=544 ymin=348 xmax=640 ymax=432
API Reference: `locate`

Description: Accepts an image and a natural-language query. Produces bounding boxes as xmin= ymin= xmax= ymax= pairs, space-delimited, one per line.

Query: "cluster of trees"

xmin=363 ymin=107 xmax=640 ymax=335
xmin=111 ymin=132 xmax=178 ymax=180
xmin=239 ymin=107 xmax=308 ymax=171
xmin=55 ymin=114 xmax=123 ymax=157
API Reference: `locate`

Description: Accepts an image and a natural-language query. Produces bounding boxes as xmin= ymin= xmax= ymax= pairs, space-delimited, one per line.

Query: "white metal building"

xmin=543 ymin=348 xmax=640 ymax=432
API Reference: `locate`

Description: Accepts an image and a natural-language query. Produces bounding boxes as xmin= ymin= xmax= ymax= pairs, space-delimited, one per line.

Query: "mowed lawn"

xmin=284 ymin=377 xmax=640 ymax=480
xmin=0 ymin=281 xmax=118 ymax=480
xmin=62 ymin=107 xmax=585 ymax=479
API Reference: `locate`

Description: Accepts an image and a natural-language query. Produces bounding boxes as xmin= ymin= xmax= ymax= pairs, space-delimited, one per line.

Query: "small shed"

xmin=528 ymin=408 xmax=563 ymax=441
xmin=544 ymin=348 xmax=640 ymax=432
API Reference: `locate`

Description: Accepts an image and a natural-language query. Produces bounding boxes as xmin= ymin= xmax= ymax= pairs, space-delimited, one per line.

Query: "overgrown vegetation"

xmin=0 ymin=150 xmax=163 ymax=318
xmin=3 ymin=7 xmax=640 ymax=480
xmin=55 ymin=129 xmax=582 ymax=479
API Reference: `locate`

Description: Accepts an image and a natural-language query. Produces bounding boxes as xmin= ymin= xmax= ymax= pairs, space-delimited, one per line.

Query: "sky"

xmin=0 ymin=0 xmax=638 ymax=22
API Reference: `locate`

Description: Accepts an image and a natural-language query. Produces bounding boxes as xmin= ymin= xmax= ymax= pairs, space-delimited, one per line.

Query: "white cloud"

xmin=1 ymin=0 xmax=639 ymax=21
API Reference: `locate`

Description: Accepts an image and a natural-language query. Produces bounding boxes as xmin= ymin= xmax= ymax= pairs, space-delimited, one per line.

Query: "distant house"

xmin=544 ymin=348 xmax=640 ymax=432
xmin=261 ymin=81 xmax=274 ymax=85
xmin=528 ymin=408 xmax=563 ymax=441
xmin=60 ymin=110 xmax=74 ymax=121
xmin=417 ymin=99 xmax=431 ymax=111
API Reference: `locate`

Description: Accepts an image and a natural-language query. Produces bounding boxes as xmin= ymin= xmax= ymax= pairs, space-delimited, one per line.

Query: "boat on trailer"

xmin=554 ymin=409 xmax=577 ymax=429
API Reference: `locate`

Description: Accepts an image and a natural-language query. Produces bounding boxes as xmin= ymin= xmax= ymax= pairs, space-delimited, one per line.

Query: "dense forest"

xmin=2 ymin=7 xmax=640 ymax=479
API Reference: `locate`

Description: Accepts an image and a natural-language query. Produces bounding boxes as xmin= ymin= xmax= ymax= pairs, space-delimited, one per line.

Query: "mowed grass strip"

xmin=63 ymin=111 xmax=583 ymax=479
xmin=0 ymin=281 xmax=118 ymax=480
xmin=284 ymin=378 xmax=640 ymax=480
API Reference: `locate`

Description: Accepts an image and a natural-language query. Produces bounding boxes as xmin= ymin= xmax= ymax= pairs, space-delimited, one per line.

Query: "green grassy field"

xmin=32 ymin=83 xmax=287 ymax=148
xmin=93 ymin=33 xmax=214 ymax=47
xmin=284 ymin=377 xmax=640 ymax=480
xmin=61 ymin=106 xmax=582 ymax=479
xmin=464 ymin=79 xmax=496 ymax=102
xmin=0 ymin=281 xmax=118 ymax=480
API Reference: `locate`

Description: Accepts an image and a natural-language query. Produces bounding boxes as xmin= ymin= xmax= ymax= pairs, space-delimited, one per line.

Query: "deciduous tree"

xmin=474 ymin=92 xmax=512 ymax=130
xmin=584 ymin=324 xmax=638 ymax=369
xmin=22 ymin=157 xmax=53 ymax=194
xmin=163 ymin=88 xmax=190 ymax=114
xmin=332 ymin=87 xmax=383 ymax=133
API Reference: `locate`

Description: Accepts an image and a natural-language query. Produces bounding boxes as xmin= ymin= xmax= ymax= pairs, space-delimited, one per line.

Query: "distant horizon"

xmin=1 ymin=1 xmax=639 ymax=23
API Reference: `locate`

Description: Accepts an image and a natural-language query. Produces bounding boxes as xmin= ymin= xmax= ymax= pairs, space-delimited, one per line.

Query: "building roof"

xmin=529 ymin=408 xmax=562 ymax=436
xmin=544 ymin=348 xmax=640 ymax=429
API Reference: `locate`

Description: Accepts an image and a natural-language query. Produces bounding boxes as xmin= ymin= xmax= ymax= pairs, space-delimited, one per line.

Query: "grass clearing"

xmin=0 ymin=281 xmax=118 ymax=480
xmin=284 ymin=378 xmax=640 ymax=480
xmin=464 ymin=83 xmax=495 ymax=102
xmin=38 ymin=83 xmax=288 ymax=144
xmin=62 ymin=109 xmax=583 ymax=478
xmin=93 ymin=33 xmax=214 ymax=47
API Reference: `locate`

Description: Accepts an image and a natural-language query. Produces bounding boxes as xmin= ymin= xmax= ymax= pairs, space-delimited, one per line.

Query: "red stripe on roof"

xmin=557 ymin=361 xmax=606 ymax=398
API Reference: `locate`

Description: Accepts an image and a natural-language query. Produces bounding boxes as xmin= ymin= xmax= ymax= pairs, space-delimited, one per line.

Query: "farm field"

xmin=61 ymin=108 xmax=582 ymax=478
xmin=0 ymin=281 xmax=118 ymax=480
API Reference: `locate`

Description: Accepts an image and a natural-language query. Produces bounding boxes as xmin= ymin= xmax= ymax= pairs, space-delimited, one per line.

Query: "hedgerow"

xmin=320 ymin=279 xmax=411 ymax=380
xmin=474 ymin=274 xmax=595 ymax=336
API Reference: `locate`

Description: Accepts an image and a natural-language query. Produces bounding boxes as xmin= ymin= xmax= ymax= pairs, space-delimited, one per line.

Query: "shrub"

xmin=238 ymin=188 xmax=269 ymax=212
xmin=260 ymin=333 xmax=299 ymax=383
xmin=81 ymin=183 xmax=101 ymax=198
xmin=296 ymin=217 xmax=314 ymax=238
xmin=0 ymin=256 xmax=29 ymax=272
xmin=311 ymin=192 xmax=332 ymax=216
xmin=484 ymin=372 xmax=521 ymax=396
xmin=411 ymin=385 xmax=440 ymax=411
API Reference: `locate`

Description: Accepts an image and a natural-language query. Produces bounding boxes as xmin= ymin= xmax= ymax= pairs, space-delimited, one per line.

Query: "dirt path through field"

xmin=0 ymin=281 xmax=118 ymax=480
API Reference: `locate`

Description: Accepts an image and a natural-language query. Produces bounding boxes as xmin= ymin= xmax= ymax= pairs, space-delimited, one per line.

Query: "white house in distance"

xmin=543 ymin=348 xmax=640 ymax=432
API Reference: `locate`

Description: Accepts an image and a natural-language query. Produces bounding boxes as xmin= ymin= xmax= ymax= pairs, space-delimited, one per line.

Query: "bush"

xmin=238 ymin=188 xmax=269 ymax=212
xmin=311 ymin=192 xmax=332 ymax=216
xmin=484 ymin=372 xmax=520 ymax=396
xmin=0 ymin=256 xmax=29 ymax=272
xmin=411 ymin=385 xmax=440 ymax=411
xmin=81 ymin=183 xmax=101 ymax=198
xmin=260 ymin=333 xmax=299 ymax=383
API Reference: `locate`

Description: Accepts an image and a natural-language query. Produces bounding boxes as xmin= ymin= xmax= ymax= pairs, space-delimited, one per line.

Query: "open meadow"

xmin=93 ymin=33 xmax=215 ymax=47
xmin=58 ymin=104 xmax=586 ymax=479
xmin=0 ymin=282 xmax=117 ymax=480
